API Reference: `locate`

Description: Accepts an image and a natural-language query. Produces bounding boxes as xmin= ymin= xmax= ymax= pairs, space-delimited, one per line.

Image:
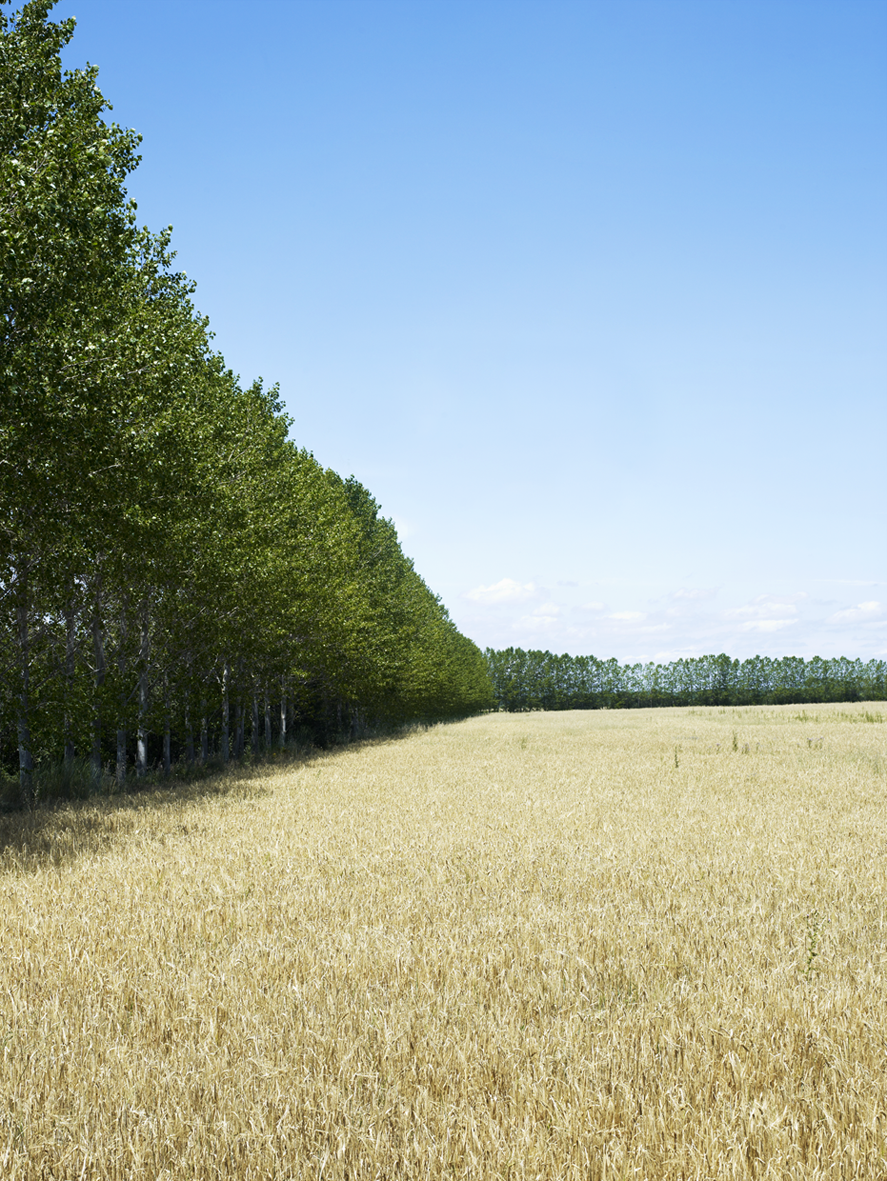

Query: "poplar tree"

xmin=0 ymin=0 xmax=144 ymax=801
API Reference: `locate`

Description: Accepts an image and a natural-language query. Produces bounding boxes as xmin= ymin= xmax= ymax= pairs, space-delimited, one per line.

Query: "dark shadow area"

xmin=0 ymin=717 xmax=452 ymax=869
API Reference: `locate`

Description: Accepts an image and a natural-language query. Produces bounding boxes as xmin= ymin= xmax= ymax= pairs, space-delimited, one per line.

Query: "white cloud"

xmin=727 ymin=605 xmax=796 ymax=619
xmin=740 ymin=619 xmax=797 ymax=633
xmin=827 ymin=600 xmax=883 ymax=623
xmin=579 ymin=601 xmax=606 ymax=612
xmin=532 ymin=602 xmax=561 ymax=617
xmin=464 ymin=578 xmax=539 ymax=604
xmin=724 ymin=594 xmax=806 ymax=621
xmin=670 ymin=587 xmax=718 ymax=601
xmin=608 ymin=611 xmax=647 ymax=621
xmin=515 ymin=613 xmax=560 ymax=632
xmin=815 ymin=579 xmax=881 ymax=587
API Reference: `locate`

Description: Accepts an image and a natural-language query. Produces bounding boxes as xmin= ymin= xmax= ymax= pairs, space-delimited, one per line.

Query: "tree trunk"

xmin=116 ymin=727 xmax=126 ymax=787
xmin=233 ymin=701 xmax=241 ymax=760
xmin=221 ymin=661 xmax=230 ymax=763
xmin=136 ymin=606 xmax=149 ymax=778
xmin=63 ymin=596 xmax=77 ymax=765
xmin=15 ymin=585 xmax=35 ymax=809
xmin=163 ymin=674 xmax=171 ymax=777
xmin=185 ymin=708 xmax=195 ymax=764
xmin=279 ymin=685 xmax=287 ymax=750
xmin=252 ymin=690 xmax=259 ymax=755
xmin=91 ymin=595 xmax=106 ymax=787
xmin=200 ymin=699 xmax=208 ymax=762
xmin=184 ymin=655 xmax=195 ymax=764
xmin=116 ymin=597 xmax=128 ymax=787
xmin=264 ymin=695 xmax=271 ymax=750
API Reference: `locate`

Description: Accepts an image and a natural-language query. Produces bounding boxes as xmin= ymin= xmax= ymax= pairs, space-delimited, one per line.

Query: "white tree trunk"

xmin=185 ymin=707 xmax=195 ymax=764
xmin=63 ymin=596 xmax=77 ymax=765
xmin=221 ymin=661 xmax=230 ymax=763
xmin=200 ymin=699 xmax=208 ymax=762
xmin=16 ymin=591 xmax=34 ymax=809
xmin=116 ymin=598 xmax=128 ymax=786
xmin=91 ymin=596 xmax=106 ymax=786
xmin=235 ymin=700 xmax=243 ymax=760
xmin=136 ymin=607 xmax=149 ymax=777
xmin=163 ymin=674 xmax=171 ymax=776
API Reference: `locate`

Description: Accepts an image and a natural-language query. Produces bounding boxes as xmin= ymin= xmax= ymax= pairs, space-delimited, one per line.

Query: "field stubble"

xmin=0 ymin=704 xmax=885 ymax=1179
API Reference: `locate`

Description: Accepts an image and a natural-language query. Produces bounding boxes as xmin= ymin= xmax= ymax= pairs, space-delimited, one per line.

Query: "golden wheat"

xmin=0 ymin=703 xmax=885 ymax=1179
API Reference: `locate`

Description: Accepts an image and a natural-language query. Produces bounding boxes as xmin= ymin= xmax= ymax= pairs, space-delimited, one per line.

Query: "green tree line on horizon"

xmin=484 ymin=648 xmax=887 ymax=712
xmin=0 ymin=0 xmax=493 ymax=808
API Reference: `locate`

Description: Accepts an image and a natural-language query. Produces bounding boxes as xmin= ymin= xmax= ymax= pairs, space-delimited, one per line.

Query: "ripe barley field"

xmin=1 ymin=704 xmax=885 ymax=1180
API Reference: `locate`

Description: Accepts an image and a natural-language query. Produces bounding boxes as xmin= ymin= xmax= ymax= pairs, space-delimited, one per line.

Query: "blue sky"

xmin=57 ymin=0 xmax=886 ymax=662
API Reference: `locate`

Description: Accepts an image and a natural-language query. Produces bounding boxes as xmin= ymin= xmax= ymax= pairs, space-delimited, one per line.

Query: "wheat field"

xmin=0 ymin=704 xmax=885 ymax=1179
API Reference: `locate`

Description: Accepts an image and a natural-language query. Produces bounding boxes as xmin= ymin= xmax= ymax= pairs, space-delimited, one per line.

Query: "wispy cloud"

xmin=464 ymin=578 xmax=539 ymax=604
xmin=827 ymin=601 xmax=883 ymax=623
xmin=515 ymin=613 xmax=561 ymax=633
xmin=740 ymin=618 xmax=797 ymax=633
xmin=670 ymin=587 xmax=718 ymax=601
xmin=814 ymin=579 xmax=881 ymax=587
xmin=724 ymin=594 xmax=806 ymax=621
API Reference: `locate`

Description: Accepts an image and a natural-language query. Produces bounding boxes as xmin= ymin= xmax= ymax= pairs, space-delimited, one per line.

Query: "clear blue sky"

xmin=57 ymin=0 xmax=886 ymax=662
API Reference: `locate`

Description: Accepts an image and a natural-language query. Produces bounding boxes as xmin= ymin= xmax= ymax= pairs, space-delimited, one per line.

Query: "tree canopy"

xmin=484 ymin=648 xmax=887 ymax=712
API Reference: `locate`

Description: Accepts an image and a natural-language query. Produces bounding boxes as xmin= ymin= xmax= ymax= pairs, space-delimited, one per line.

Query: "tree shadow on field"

xmin=0 ymin=753 xmax=298 ymax=873
xmin=0 ymin=722 xmax=437 ymax=872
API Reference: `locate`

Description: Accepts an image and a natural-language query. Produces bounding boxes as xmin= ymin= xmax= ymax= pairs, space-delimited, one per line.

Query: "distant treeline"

xmin=0 ymin=3 xmax=493 ymax=807
xmin=484 ymin=648 xmax=887 ymax=712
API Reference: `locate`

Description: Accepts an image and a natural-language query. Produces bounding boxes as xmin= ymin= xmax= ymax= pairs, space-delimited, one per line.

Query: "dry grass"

xmin=1 ymin=703 xmax=886 ymax=1179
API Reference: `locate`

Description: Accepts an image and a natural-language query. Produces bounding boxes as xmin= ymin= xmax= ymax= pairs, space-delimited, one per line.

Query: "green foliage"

xmin=484 ymin=648 xmax=887 ymax=712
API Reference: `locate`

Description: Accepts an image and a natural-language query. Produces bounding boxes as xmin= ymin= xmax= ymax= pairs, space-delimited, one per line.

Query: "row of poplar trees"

xmin=485 ymin=648 xmax=887 ymax=712
xmin=0 ymin=0 xmax=493 ymax=806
